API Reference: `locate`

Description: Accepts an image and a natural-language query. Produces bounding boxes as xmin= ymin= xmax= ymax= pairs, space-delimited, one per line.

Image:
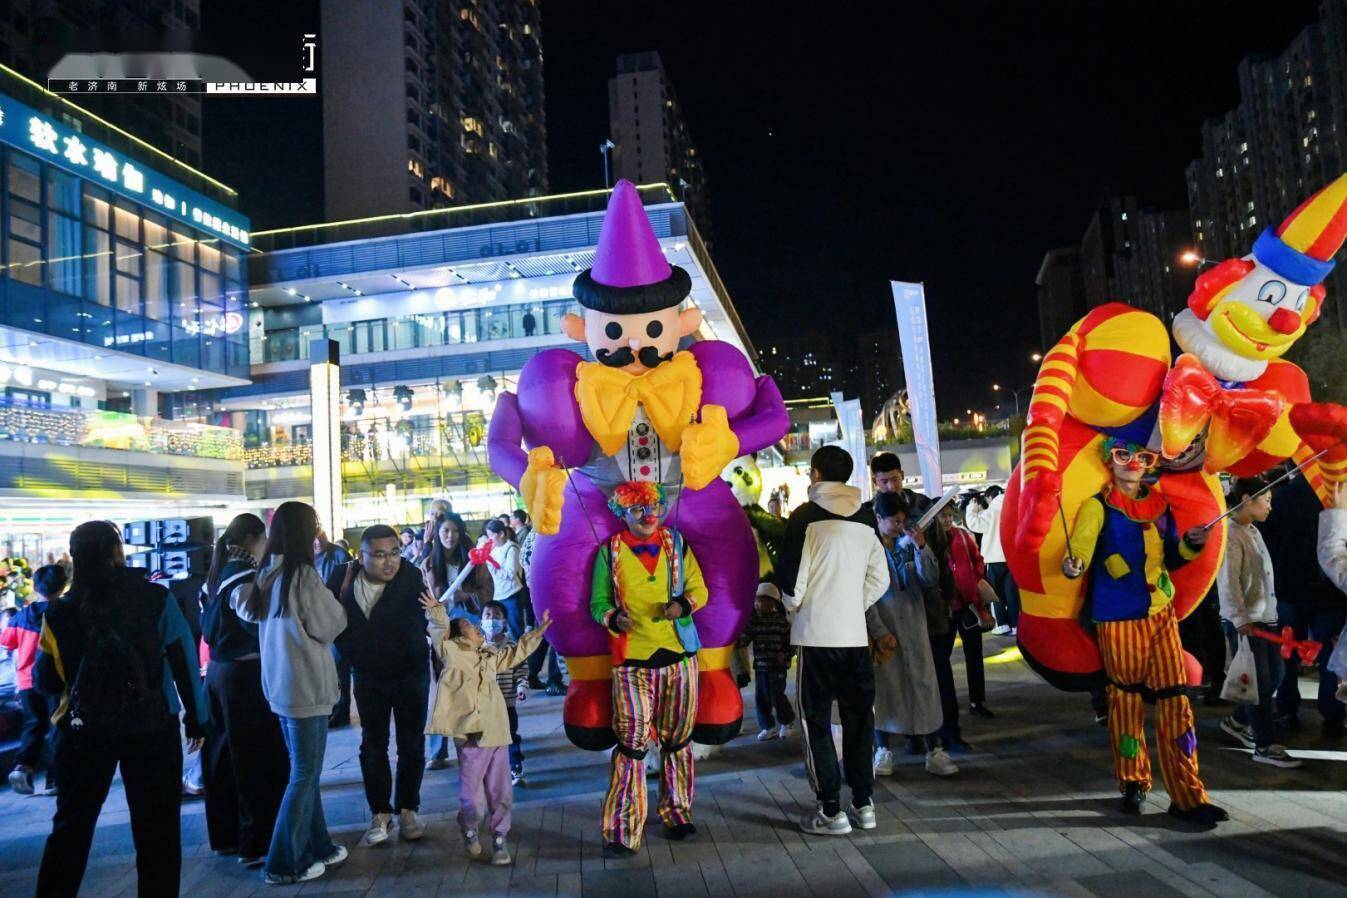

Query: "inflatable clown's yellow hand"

xmin=521 ymin=447 xmax=566 ymax=535
xmin=680 ymin=405 xmax=740 ymax=491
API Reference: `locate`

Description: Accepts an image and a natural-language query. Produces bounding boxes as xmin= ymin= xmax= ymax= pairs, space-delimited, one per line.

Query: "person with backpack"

xmin=2 ymin=564 xmax=68 ymax=796
xmin=235 ymin=502 xmax=350 ymax=885
xmin=32 ymin=520 xmax=210 ymax=897
xmin=199 ymin=513 xmax=290 ymax=867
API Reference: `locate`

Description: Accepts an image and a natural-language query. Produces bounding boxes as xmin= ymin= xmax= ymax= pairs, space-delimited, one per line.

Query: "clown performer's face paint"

xmin=1108 ymin=446 xmax=1157 ymax=492
xmin=623 ymin=502 xmax=666 ymax=539
xmin=562 ymin=306 xmax=703 ymax=375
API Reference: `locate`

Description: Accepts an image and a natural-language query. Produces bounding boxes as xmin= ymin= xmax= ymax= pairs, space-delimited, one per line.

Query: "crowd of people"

xmin=2 ymin=443 xmax=1346 ymax=892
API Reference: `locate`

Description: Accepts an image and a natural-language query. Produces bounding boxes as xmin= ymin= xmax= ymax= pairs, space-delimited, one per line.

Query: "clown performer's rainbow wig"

xmin=608 ymin=481 xmax=668 ymax=519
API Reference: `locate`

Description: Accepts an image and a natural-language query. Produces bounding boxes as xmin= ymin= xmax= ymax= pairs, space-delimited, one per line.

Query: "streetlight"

xmin=1030 ymin=352 xmax=1043 ymax=362
xmin=1180 ymin=249 xmax=1216 ymax=268
xmin=992 ymin=383 xmax=1002 ymax=392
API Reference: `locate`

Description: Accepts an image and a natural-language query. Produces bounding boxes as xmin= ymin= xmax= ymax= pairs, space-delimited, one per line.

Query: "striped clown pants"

xmin=601 ymin=654 xmax=698 ymax=851
xmin=1096 ymin=604 xmax=1209 ymax=811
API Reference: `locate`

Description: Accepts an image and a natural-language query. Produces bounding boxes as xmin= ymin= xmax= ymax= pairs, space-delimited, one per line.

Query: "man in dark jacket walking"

xmin=327 ymin=524 xmax=432 ymax=846
xmin=1256 ymin=469 xmax=1347 ymax=734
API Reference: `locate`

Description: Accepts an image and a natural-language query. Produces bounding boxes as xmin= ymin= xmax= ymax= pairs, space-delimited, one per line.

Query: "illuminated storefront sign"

xmin=0 ymin=363 xmax=96 ymax=397
xmin=1 ymin=94 xmax=250 ymax=249
xmin=183 ymin=311 xmax=244 ymax=336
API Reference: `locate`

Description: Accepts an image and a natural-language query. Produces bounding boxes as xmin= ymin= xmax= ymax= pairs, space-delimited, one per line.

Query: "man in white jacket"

xmin=774 ymin=445 xmax=889 ymax=837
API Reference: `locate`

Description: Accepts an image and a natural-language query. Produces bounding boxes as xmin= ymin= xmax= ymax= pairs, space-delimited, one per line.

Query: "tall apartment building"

xmin=321 ymin=0 xmax=547 ymax=222
xmin=1186 ymin=0 xmax=1347 ymax=323
xmin=0 ymin=0 xmax=203 ymax=168
xmin=608 ymin=51 xmax=710 ymax=238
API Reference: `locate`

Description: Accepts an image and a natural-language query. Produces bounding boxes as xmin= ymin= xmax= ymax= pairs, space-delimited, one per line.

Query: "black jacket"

xmin=1256 ymin=471 xmax=1345 ymax=607
xmin=200 ymin=557 xmax=260 ymax=662
xmin=327 ymin=560 xmax=430 ymax=681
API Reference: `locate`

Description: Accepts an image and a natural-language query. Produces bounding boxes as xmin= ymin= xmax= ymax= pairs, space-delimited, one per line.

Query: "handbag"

xmin=1221 ymin=634 xmax=1259 ymax=704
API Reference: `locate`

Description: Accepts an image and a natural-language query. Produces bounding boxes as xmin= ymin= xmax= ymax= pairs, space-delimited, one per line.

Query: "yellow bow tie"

xmin=574 ymin=351 xmax=703 ymax=456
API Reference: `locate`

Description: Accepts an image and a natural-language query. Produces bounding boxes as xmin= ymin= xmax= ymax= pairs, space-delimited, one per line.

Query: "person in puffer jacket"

xmin=774 ymin=445 xmax=888 ymax=838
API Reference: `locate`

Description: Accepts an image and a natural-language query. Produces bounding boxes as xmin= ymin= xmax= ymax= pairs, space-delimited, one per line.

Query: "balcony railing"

xmin=0 ymin=402 xmax=243 ymax=461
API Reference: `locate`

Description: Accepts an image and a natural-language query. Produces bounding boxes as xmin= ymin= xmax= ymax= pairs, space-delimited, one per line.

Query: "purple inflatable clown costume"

xmin=488 ymin=181 xmax=789 ymax=749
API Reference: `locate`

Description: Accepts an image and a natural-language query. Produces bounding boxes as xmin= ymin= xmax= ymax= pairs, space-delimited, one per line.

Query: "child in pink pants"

xmin=421 ymin=595 xmax=550 ymax=865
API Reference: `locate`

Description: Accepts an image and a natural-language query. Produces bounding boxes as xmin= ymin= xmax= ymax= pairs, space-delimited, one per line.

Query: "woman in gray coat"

xmin=868 ymin=490 xmax=957 ymax=777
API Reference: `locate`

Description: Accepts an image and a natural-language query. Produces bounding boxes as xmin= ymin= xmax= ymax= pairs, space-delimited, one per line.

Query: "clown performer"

xmin=488 ymin=180 xmax=789 ymax=750
xmin=1060 ymin=437 xmax=1224 ymax=826
xmin=1004 ymin=172 xmax=1347 ymax=697
xmin=589 ymin=481 xmax=707 ymax=856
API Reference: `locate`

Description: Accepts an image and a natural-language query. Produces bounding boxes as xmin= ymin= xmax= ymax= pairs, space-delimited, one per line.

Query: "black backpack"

xmin=66 ymin=586 xmax=170 ymax=737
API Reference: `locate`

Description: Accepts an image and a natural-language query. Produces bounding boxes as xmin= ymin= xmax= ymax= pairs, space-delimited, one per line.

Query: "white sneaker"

xmin=491 ymin=835 xmax=513 ymax=866
xmin=1253 ymin=744 xmax=1302 ymax=768
xmin=361 ymin=812 xmax=393 ymax=846
xmin=848 ymin=802 xmax=877 ymax=830
xmin=991 ymin=625 xmax=1011 ymax=636
xmin=1220 ymin=716 xmax=1256 ymax=749
xmin=925 ymin=747 xmax=959 ymax=777
xmin=873 ymin=747 xmax=895 ymax=776
xmin=778 ymin=724 xmax=794 ymax=739
xmin=398 ymin=810 xmax=424 ymax=841
xmin=756 ymin=727 xmax=778 ymax=741
xmin=320 ymin=844 xmax=347 ymax=867
xmin=799 ymin=805 xmax=852 ymax=836
xmin=264 ymin=861 xmax=325 ymax=885
xmin=464 ymin=828 xmax=483 ymax=858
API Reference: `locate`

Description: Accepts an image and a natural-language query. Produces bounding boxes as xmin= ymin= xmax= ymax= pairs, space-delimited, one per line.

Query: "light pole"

xmin=600 ymin=139 xmax=615 ymax=188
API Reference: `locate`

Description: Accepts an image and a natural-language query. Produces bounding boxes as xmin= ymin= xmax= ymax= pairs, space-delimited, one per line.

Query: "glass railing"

xmin=249 ymin=183 xmax=677 ymax=252
xmin=244 ymin=415 xmax=488 ymax=469
xmin=0 ymin=402 xmax=243 ymax=460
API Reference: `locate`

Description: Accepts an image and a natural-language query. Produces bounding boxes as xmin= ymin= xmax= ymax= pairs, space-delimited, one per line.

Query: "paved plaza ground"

xmin=2 ymin=633 xmax=1346 ymax=897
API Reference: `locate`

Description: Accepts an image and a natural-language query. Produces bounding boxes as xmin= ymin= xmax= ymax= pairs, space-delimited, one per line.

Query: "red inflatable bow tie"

xmin=468 ymin=545 xmax=500 ymax=569
xmin=1250 ymin=626 xmax=1322 ymax=665
xmin=1159 ymin=355 xmax=1284 ymax=472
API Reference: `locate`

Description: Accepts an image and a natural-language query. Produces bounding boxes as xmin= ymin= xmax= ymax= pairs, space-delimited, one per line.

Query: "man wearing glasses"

xmin=1062 ymin=438 xmax=1226 ymax=828
xmin=589 ymin=481 xmax=708 ymax=857
xmin=327 ymin=524 xmax=435 ymax=847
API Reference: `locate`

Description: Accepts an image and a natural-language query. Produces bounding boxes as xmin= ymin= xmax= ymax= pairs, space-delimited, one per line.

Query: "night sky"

xmin=202 ymin=1 xmax=1325 ymax=415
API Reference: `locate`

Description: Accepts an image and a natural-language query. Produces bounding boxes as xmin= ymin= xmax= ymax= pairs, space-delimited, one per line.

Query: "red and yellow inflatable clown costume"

xmin=1004 ymin=173 xmax=1347 ymax=690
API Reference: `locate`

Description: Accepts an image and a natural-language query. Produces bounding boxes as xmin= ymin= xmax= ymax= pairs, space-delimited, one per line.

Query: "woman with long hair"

xmin=199 ymin=513 xmax=290 ymax=867
xmin=235 ymin=502 xmax=349 ymax=885
xmin=34 ymin=520 xmax=209 ymax=897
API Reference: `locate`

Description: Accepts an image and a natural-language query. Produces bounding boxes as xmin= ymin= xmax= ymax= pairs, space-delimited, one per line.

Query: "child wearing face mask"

xmin=480 ymin=601 xmax=529 ymax=785
xmin=420 ymin=594 xmax=551 ymax=866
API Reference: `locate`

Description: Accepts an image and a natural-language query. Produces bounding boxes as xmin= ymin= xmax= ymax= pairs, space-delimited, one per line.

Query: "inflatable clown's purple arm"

xmin=688 ymin=340 xmax=789 ymax=454
xmin=488 ymin=348 xmax=593 ymax=488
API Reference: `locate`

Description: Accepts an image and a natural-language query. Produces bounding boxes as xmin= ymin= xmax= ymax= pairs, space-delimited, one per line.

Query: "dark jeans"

xmin=796 ymin=646 xmax=875 ymax=815
xmin=268 ymin=715 xmax=336 ymax=878
xmin=986 ymin=562 xmax=1020 ymax=629
xmin=16 ymin=689 xmax=63 ymax=784
xmin=1223 ymin=622 xmax=1284 ymax=748
xmin=203 ymin=658 xmax=289 ymax=859
xmin=950 ymin=611 xmax=987 ymax=704
xmin=330 ymin=646 xmax=353 ymax=724
xmin=355 ymin=670 xmax=429 ymax=814
xmin=754 ymin=668 xmax=795 ymax=730
xmin=1276 ymin=599 xmax=1346 ymax=724
xmin=36 ymin=723 xmax=183 ymax=898
xmin=929 ymin=627 xmax=962 ymax=743
xmin=499 ymin=593 xmax=527 ymax=641
xmin=528 ymin=638 xmax=564 ymax=686
xmin=507 ymin=705 xmax=524 ymax=772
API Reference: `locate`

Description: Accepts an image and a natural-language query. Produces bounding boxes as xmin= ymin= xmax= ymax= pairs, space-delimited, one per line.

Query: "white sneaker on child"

xmin=464 ymin=829 xmax=483 ymax=858
xmin=361 ymin=812 xmax=393 ymax=846
xmin=778 ymin=724 xmax=794 ymax=739
xmin=873 ymin=747 xmax=895 ymax=776
xmin=398 ymin=810 xmax=424 ymax=841
xmin=848 ymin=802 xmax=877 ymax=830
xmin=491 ymin=836 xmax=512 ymax=866
xmin=756 ymin=728 xmax=778 ymax=741
xmin=800 ymin=805 xmax=852 ymax=836
xmin=925 ymin=747 xmax=959 ymax=777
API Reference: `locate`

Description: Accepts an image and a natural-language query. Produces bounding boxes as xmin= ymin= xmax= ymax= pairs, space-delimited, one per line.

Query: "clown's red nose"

xmin=1269 ymin=308 xmax=1301 ymax=334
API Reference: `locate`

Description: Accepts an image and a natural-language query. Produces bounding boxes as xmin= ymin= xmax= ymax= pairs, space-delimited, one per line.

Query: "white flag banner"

xmin=829 ymin=391 xmax=872 ymax=502
xmin=891 ymin=281 xmax=943 ymax=496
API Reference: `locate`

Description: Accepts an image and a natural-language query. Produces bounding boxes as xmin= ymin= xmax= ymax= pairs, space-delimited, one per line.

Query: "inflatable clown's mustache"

xmin=596 ymin=345 xmax=674 ymax=369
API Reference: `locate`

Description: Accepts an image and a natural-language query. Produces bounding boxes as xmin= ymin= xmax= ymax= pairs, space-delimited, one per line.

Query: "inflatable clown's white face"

xmin=1174 ymin=256 xmax=1320 ymax=383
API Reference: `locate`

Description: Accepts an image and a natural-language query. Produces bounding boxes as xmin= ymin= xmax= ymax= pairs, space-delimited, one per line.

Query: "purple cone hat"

xmin=572 ymin=179 xmax=691 ymax=314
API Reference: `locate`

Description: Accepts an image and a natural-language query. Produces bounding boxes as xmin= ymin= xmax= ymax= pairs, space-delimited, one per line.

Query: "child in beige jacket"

xmin=420 ymin=594 xmax=550 ymax=865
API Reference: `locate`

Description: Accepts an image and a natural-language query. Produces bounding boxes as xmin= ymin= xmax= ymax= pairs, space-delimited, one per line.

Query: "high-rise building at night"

xmin=1186 ymin=0 xmax=1347 ymax=323
xmin=0 ymin=1 xmax=203 ymax=169
xmin=608 ymin=51 xmax=710 ymax=240
xmin=1035 ymin=247 xmax=1087 ymax=350
xmin=320 ymin=0 xmax=547 ymax=222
